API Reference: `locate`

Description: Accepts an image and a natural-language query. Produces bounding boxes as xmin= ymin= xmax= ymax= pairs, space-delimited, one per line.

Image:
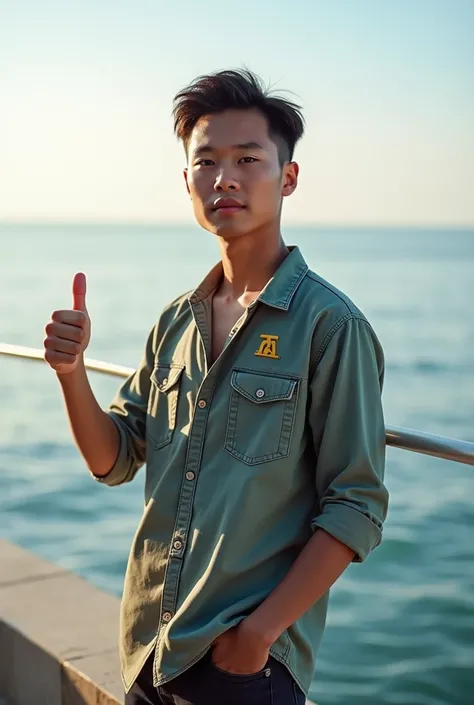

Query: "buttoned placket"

xmin=157 ymin=296 xmax=258 ymax=629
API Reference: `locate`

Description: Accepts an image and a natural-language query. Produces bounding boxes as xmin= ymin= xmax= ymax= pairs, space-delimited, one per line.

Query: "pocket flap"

xmin=231 ymin=370 xmax=297 ymax=404
xmin=151 ymin=364 xmax=184 ymax=393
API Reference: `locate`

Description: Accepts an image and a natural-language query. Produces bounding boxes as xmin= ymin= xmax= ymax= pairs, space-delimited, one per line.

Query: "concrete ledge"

xmin=1 ymin=539 xmax=317 ymax=704
xmin=0 ymin=539 xmax=123 ymax=705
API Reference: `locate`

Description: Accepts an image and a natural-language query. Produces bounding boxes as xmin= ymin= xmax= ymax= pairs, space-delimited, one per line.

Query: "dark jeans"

xmin=125 ymin=648 xmax=306 ymax=704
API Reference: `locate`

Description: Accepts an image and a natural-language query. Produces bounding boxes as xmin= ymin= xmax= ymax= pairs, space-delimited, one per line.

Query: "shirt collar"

xmin=257 ymin=246 xmax=308 ymax=310
xmin=189 ymin=245 xmax=308 ymax=311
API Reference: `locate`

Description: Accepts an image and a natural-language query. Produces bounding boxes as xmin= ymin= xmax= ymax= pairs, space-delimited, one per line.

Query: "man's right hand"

xmin=44 ymin=272 xmax=91 ymax=375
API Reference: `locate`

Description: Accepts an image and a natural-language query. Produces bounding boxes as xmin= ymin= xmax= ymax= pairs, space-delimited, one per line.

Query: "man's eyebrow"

xmin=192 ymin=141 xmax=265 ymax=157
xmin=234 ymin=142 xmax=265 ymax=151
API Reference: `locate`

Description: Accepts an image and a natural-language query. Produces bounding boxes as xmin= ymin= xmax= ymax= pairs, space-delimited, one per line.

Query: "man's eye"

xmin=196 ymin=159 xmax=214 ymax=167
xmin=239 ymin=157 xmax=258 ymax=164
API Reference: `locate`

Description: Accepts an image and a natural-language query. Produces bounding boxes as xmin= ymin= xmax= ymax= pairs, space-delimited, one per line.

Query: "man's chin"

xmin=203 ymin=220 xmax=253 ymax=239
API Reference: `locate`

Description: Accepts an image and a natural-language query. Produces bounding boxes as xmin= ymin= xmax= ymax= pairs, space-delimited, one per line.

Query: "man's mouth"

xmin=212 ymin=198 xmax=246 ymax=213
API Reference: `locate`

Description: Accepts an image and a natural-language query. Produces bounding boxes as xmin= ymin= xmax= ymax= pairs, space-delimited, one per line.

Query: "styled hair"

xmin=172 ymin=68 xmax=305 ymax=164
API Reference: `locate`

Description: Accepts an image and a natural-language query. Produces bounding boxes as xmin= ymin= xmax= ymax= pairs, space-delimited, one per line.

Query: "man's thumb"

xmin=72 ymin=272 xmax=87 ymax=312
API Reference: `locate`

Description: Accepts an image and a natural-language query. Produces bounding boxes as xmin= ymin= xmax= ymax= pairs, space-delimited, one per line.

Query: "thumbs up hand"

xmin=44 ymin=273 xmax=91 ymax=375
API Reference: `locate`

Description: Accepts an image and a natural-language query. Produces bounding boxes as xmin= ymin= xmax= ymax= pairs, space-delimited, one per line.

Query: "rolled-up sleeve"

xmin=90 ymin=324 xmax=157 ymax=487
xmin=309 ymin=315 xmax=389 ymax=562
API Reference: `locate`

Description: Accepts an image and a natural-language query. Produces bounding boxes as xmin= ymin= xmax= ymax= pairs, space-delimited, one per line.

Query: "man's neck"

xmin=215 ymin=230 xmax=289 ymax=306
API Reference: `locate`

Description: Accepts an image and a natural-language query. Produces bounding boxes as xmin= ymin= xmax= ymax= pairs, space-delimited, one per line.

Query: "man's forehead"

xmin=190 ymin=109 xmax=271 ymax=151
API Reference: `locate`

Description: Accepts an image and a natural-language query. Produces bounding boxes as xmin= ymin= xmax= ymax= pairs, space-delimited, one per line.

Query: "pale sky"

xmin=1 ymin=0 xmax=473 ymax=226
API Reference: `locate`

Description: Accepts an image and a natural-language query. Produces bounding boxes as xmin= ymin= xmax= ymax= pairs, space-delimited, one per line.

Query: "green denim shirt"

xmin=92 ymin=246 xmax=388 ymax=696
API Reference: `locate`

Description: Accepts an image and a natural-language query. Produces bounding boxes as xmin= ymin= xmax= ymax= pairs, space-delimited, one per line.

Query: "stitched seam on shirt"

xmin=279 ymin=265 xmax=309 ymax=307
xmin=148 ymin=392 xmax=175 ymax=449
xmin=147 ymin=368 xmax=183 ymax=449
xmin=124 ymin=638 xmax=158 ymax=693
xmin=226 ymin=385 xmax=295 ymax=462
xmin=305 ymin=271 xmax=359 ymax=313
xmin=169 ymin=434 xmax=202 ymax=609
xmin=311 ymin=313 xmax=368 ymax=368
xmin=292 ymin=678 xmax=305 ymax=703
xmin=233 ymin=367 xmax=305 ymax=381
xmin=312 ymin=313 xmax=352 ymax=366
xmin=233 ymin=388 xmax=242 ymax=453
xmin=315 ymin=499 xmax=384 ymax=531
xmin=283 ymin=628 xmax=291 ymax=660
xmin=278 ymin=383 xmax=299 ymax=457
xmin=268 ymin=653 xmax=308 ymax=697
xmin=224 ymin=396 xmax=234 ymax=452
xmin=198 ymin=304 xmax=212 ymax=360
xmin=158 ymin=559 xmax=174 ymax=629
xmin=232 ymin=383 xmax=283 ymax=462
xmin=161 ymin=414 xmax=198 ymax=615
xmin=167 ymin=364 xmax=222 ymax=612
xmin=224 ymin=389 xmax=237 ymax=453
xmin=260 ymin=263 xmax=308 ymax=309
xmin=169 ymin=551 xmax=183 ymax=610
xmin=226 ymin=447 xmax=287 ymax=464
xmin=153 ymin=645 xmax=212 ymax=688
xmin=233 ymin=379 xmax=296 ymax=403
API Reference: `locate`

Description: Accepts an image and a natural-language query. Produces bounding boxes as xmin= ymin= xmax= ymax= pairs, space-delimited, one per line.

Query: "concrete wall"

xmin=1 ymin=539 xmax=317 ymax=705
xmin=0 ymin=539 xmax=123 ymax=705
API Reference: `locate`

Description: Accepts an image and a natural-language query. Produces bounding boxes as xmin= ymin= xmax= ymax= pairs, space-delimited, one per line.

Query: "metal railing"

xmin=2 ymin=342 xmax=474 ymax=467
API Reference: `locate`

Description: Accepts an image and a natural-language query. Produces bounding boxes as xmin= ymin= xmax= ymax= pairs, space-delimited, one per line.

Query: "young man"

xmin=44 ymin=69 xmax=389 ymax=705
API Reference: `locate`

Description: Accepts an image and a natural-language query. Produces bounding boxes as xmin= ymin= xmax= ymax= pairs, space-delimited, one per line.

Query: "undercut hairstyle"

xmin=172 ymin=68 xmax=305 ymax=165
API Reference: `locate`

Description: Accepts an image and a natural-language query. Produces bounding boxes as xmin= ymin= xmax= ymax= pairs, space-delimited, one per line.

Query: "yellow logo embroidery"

xmin=255 ymin=334 xmax=280 ymax=359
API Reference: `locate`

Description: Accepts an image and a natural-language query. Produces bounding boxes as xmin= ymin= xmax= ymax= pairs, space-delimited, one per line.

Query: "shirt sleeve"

xmin=308 ymin=315 xmax=389 ymax=562
xmin=90 ymin=324 xmax=157 ymax=487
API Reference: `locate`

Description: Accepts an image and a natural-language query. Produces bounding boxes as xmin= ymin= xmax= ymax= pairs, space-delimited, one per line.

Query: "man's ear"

xmin=282 ymin=162 xmax=299 ymax=198
xmin=183 ymin=168 xmax=190 ymax=195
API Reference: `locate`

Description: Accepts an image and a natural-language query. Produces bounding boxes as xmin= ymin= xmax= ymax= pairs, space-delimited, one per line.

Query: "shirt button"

xmin=173 ymin=540 xmax=183 ymax=550
xmin=186 ymin=471 xmax=195 ymax=481
xmin=162 ymin=612 xmax=173 ymax=623
xmin=255 ymin=388 xmax=265 ymax=399
xmin=198 ymin=399 xmax=207 ymax=408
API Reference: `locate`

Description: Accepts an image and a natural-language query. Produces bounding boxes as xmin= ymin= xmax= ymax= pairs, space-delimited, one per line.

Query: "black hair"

xmin=172 ymin=68 xmax=305 ymax=165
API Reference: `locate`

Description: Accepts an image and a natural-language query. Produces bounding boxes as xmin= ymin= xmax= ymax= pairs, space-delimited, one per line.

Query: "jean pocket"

xmin=206 ymin=654 xmax=273 ymax=704
xmin=224 ymin=369 xmax=299 ymax=465
xmin=146 ymin=363 xmax=184 ymax=449
xmin=208 ymin=659 xmax=272 ymax=682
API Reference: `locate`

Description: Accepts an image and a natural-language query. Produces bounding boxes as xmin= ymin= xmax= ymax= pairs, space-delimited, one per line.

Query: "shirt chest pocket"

xmin=147 ymin=363 xmax=185 ymax=449
xmin=224 ymin=369 xmax=299 ymax=465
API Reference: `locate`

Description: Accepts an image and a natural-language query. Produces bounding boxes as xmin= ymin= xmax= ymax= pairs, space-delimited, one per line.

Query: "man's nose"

xmin=214 ymin=169 xmax=240 ymax=192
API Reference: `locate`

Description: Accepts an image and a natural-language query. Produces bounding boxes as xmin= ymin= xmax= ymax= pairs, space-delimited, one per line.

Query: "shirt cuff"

xmin=310 ymin=501 xmax=383 ymax=563
xmin=88 ymin=412 xmax=135 ymax=487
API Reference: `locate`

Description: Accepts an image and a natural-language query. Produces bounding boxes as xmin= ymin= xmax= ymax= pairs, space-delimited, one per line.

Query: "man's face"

xmin=184 ymin=108 xmax=298 ymax=238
